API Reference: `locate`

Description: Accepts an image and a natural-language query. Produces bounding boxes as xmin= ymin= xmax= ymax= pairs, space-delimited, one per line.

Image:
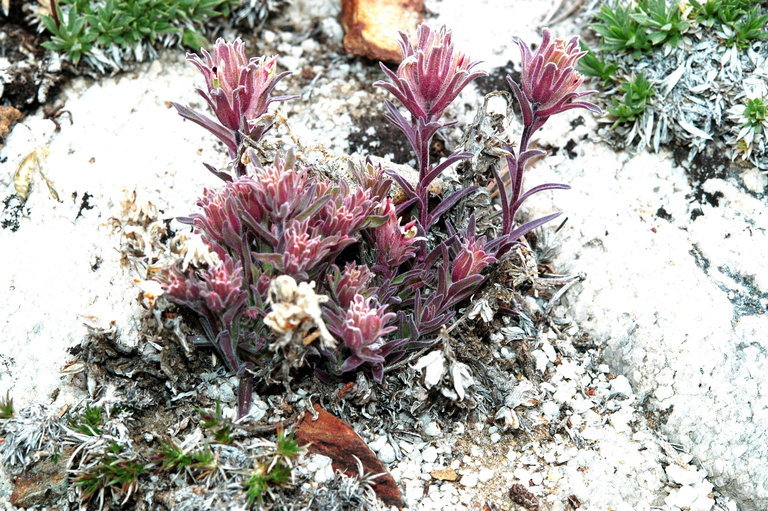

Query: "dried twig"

xmin=544 ymin=273 xmax=585 ymax=316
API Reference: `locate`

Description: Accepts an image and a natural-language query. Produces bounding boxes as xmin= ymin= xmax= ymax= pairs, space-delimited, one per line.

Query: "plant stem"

xmin=50 ymin=0 xmax=60 ymax=27
xmin=416 ymin=125 xmax=434 ymax=261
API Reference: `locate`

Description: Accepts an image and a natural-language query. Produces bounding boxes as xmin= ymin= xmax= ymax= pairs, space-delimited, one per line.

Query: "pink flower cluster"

xmin=172 ymin=38 xmax=294 ymax=168
xmin=451 ymin=235 xmax=496 ymax=283
xmin=374 ymin=199 xmax=421 ymax=275
xmin=510 ymin=29 xmax=600 ymax=130
xmin=376 ymin=25 xmax=485 ymax=122
xmin=161 ymin=25 xmax=600 ymax=413
xmin=165 ymin=249 xmax=248 ymax=327
xmin=338 ymin=295 xmax=398 ymax=382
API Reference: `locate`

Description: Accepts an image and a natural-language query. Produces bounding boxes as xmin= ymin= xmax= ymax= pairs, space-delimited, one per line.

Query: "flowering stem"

xmin=416 ymin=134 xmax=433 ymax=260
xmin=503 ymin=113 xmax=538 ymax=237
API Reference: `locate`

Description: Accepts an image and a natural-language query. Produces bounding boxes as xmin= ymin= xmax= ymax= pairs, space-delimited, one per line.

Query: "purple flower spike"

xmin=373 ymin=199 xmax=421 ymax=275
xmin=451 ymin=236 xmax=496 ymax=283
xmin=202 ymin=255 xmax=248 ymax=316
xmin=329 ymin=263 xmax=375 ymax=309
xmin=172 ymin=38 xmax=295 ymax=168
xmin=339 ymin=295 xmax=397 ymax=381
xmin=281 ymin=220 xmax=338 ymax=277
xmin=192 ymin=187 xmax=244 ymax=250
xmin=375 ymin=24 xmax=486 ymax=122
xmin=187 ymin=39 xmax=292 ymax=133
xmin=492 ymin=29 xmax=601 ymax=254
xmin=165 ymin=250 xmax=248 ymax=327
xmin=512 ymin=29 xmax=600 ymax=124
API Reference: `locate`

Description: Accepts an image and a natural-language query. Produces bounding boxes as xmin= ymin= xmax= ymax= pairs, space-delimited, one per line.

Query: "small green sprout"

xmin=156 ymin=440 xmax=217 ymax=474
xmin=690 ymin=0 xmax=753 ymax=26
xmin=742 ymin=97 xmax=767 ymax=128
xmin=244 ymin=470 xmax=269 ymax=506
xmin=275 ymin=430 xmax=303 ymax=460
xmin=41 ymin=4 xmax=95 ymax=64
xmin=243 ymin=430 xmax=304 ymax=506
xmin=0 ymin=392 xmax=13 ymax=419
xmin=592 ymin=2 xmax=652 ymax=56
xmin=40 ymin=0 xmax=240 ymax=65
xmin=75 ymin=444 xmax=146 ymax=502
xmin=578 ymin=43 xmax=618 ymax=86
xmin=244 ymin=462 xmax=294 ymax=507
xmin=726 ymin=6 xmax=768 ymax=48
xmin=198 ymin=400 xmax=233 ymax=444
xmin=608 ymin=74 xmax=656 ymax=127
xmin=631 ymin=0 xmax=690 ymax=47
xmin=69 ymin=405 xmax=104 ymax=436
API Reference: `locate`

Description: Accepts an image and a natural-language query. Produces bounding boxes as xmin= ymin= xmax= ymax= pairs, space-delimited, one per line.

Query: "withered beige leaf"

xmin=14 ymin=151 xmax=38 ymax=201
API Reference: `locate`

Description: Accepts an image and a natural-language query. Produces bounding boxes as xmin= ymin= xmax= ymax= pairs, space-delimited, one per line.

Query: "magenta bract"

xmin=338 ymin=295 xmax=397 ymax=379
xmin=375 ymin=24 xmax=485 ymax=122
xmin=451 ymin=236 xmax=497 ymax=283
xmin=188 ymin=39 xmax=291 ymax=133
xmin=373 ymin=199 xmax=421 ymax=272
xmin=513 ymin=29 xmax=600 ymax=123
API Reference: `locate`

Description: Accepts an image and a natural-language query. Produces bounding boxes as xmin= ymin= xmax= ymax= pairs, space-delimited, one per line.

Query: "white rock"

xmin=422 ymin=446 xmax=438 ymax=464
xmin=666 ymin=464 xmax=704 ymax=486
xmin=262 ymin=30 xmax=276 ymax=44
xmin=664 ymin=483 xmax=715 ymax=511
xmin=423 ymin=421 xmax=441 ymax=437
xmin=460 ymin=472 xmax=478 ymax=488
xmin=534 ymin=145 xmax=768 ymax=506
xmin=542 ymin=340 xmax=557 ymax=362
xmin=377 ymin=442 xmax=396 ymax=465
xmin=532 ymin=350 xmax=549 ymax=372
xmin=541 ymin=401 xmax=560 ymax=419
xmin=306 ymin=454 xmax=334 ymax=483
xmin=478 ymin=468 xmax=494 ymax=483
xmin=610 ymin=375 xmax=633 ymax=397
xmin=368 ymin=435 xmax=387 ymax=452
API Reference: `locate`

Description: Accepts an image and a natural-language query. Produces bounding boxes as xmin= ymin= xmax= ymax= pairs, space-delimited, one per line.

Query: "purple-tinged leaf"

xmin=510 ymin=183 xmax=570 ymax=215
xmin=171 ymin=102 xmax=238 ymax=157
xmin=506 ymin=78 xmax=533 ymax=127
xmin=421 ymin=151 xmax=473 ymax=188
xmin=507 ymin=212 xmax=562 ymax=242
xmin=236 ymin=368 xmax=253 ymax=419
xmin=384 ymin=168 xmax=417 ymax=199
xmin=203 ymin=162 xmax=233 ymax=182
xmin=427 ymin=186 xmax=477 ymax=228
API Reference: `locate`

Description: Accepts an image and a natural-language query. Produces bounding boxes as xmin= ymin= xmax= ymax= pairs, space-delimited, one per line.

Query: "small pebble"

xmin=611 ymin=375 xmax=633 ymax=397
xmin=262 ymin=30 xmax=276 ymax=44
xmin=461 ymin=472 xmax=478 ymax=487
xmin=368 ymin=435 xmax=387 ymax=452
xmin=430 ymin=467 xmax=459 ymax=481
xmin=478 ymin=468 xmax=494 ymax=483
xmin=422 ymin=446 xmax=438 ymax=463
xmin=378 ymin=442 xmax=396 ymax=464
xmin=424 ymin=421 xmax=441 ymax=437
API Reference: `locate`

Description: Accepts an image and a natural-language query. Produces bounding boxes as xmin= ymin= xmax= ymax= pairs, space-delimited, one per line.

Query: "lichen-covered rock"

xmin=528 ymin=120 xmax=768 ymax=509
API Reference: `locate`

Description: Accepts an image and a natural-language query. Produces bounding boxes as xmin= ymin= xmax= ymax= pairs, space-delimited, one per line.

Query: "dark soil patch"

xmin=1 ymin=194 xmax=29 ymax=231
xmin=474 ymin=61 xmax=522 ymax=117
xmin=475 ymin=60 xmax=519 ymax=97
xmin=0 ymin=15 xmax=65 ymax=113
xmin=347 ymin=113 xmax=413 ymax=164
xmin=656 ymin=206 xmax=673 ymax=221
xmin=673 ymin=145 xmax=729 ymax=219
xmin=74 ymin=191 xmax=96 ymax=219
